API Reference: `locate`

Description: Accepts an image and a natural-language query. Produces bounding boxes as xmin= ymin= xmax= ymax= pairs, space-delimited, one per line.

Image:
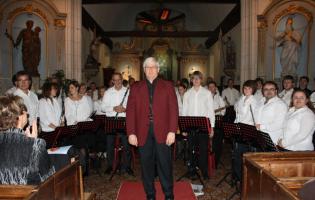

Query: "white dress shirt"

xmin=222 ymin=87 xmax=240 ymax=106
xmin=182 ymin=86 xmax=215 ymax=128
xmin=65 ymin=96 xmax=93 ymax=125
xmin=176 ymin=93 xmax=184 ymax=116
xmin=281 ymin=106 xmax=315 ymax=151
xmin=92 ymin=90 xmax=98 ymax=101
xmin=94 ymin=99 xmax=106 ymax=115
xmin=256 ymin=96 xmax=288 ymax=144
xmin=14 ymin=88 xmax=39 ymax=123
xmin=101 ymin=86 xmax=129 ymax=117
xmin=5 ymin=86 xmax=17 ymax=95
xmin=234 ymin=95 xmax=258 ymax=125
xmin=279 ymin=88 xmax=294 ymax=107
xmin=39 ymin=98 xmax=61 ymax=132
xmin=212 ymin=92 xmax=226 ymax=116
xmin=310 ymin=92 xmax=315 ymax=106
xmin=254 ymin=89 xmax=263 ymax=102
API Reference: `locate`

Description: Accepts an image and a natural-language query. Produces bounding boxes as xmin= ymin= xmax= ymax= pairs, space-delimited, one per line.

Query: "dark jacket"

xmin=0 ymin=128 xmax=55 ymax=185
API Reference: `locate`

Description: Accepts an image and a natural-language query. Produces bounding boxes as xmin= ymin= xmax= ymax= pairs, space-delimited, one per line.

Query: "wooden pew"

xmin=0 ymin=161 xmax=95 ymax=200
xmin=242 ymin=152 xmax=315 ymax=200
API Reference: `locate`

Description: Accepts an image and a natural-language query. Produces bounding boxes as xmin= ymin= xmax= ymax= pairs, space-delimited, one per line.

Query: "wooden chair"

xmin=0 ymin=161 xmax=96 ymax=200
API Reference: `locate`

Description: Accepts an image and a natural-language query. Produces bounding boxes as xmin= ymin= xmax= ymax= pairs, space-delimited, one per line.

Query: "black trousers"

xmin=107 ymin=132 xmax=131 ymax=169
xmin=212 ymin=127 xmax=224 ymax=168
xmin=139 ymin=123 xmax=173 ymax=198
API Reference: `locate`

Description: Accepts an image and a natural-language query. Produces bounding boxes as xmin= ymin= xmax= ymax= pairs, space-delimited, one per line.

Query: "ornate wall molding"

xmin=54 ymin=19 xmax=66 ymax=28
xmin=272 ymin=4 xmax=313 ymax=25
xmin=7 ymin=4 xmax=50 ymax=25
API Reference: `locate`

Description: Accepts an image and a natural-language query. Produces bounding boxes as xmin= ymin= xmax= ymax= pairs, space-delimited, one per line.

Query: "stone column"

xmin=64 ymin=0 xmax=82 ymax=81
xmin=240 ymin=0 xmax=258 ymax=84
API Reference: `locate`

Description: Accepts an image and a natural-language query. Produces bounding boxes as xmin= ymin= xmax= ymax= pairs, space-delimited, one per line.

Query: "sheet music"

xmin=48 ymin=145 xmax=72 ymax=154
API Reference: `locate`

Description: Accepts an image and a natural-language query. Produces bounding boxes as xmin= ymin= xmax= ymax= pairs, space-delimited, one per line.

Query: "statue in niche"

xmin=224 ymin=36 xmax=236 ymax=69
xmin=276 ymin=17 xmax=302 ymax=77
xmin=6 ymin=20 xmax=41 ymax=76
xmin=85 ymin=36 xmax=101 ymax=70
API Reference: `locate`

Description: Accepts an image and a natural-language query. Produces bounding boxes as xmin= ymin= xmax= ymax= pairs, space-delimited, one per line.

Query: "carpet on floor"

xmin=116 ymin=181 xmax=196 ymax=200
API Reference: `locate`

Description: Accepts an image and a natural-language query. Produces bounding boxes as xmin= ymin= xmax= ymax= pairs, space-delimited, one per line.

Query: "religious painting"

xmin=9 ymin=13 xmax=46 ymax=77
xmin=274 ymin=13 xmax=310 ymax=79
xmin=149 ymin=39 xmax=173 ymax=80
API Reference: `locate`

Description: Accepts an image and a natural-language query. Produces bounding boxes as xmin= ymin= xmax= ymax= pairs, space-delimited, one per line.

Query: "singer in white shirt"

xmin=208 ymin=81 xmax=226 ymax=116
xmin=311 ymin=92 xmax=315 ymax=106
xmin=101 ymin=73 xmax=133 ymax=175
xmin=182 ymin=71 xmax=215 ymax=179
xmin=234 ymin=80 xmax=258 ymax=125
xmin=279 ymin=75 xmax=295 ymax=107
xmin=278 ymin=90 xmax=315 ymax=151
xmin=221 ymin=79 xmax=240 ymax=106
xmin=176 ymin=84 xmax=187 ymax=116
xmin=13 ymin=71 xmax=39 ymax=123
xmin=256 ymin=81 xmax=288 ymax=144
xmin=39 ymin=83 xmax=61 ymax=133
xmin=65 ymin=81 xmax=93 ymax=126
xmin=254 ymin=78 xmax=264 ymax=102
xmin=94 ymin=86 xmax=106 ymax=115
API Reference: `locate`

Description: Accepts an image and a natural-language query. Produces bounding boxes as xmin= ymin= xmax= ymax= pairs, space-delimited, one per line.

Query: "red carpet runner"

xmin=117 ymin=181 xmax=196 ymax=200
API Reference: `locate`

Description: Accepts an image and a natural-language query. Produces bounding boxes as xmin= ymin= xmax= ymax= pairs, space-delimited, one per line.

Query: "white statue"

xmin=276 ymin=17 xmax=302 ymax=77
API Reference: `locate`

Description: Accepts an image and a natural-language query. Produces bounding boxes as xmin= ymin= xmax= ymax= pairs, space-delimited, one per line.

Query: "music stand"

xmin=257 ymin=130 xmax=278 ymax=152
xmin=40 ymin=129 xmax=60 ymax=149
xmin=77 ymin=120 xmax=100 ymax=133
xmin=238 ymin=123 xmax=261 ymax=151
xmin=177 ymin=116 xmax=211 ymax=186
xmin=105 ymin=117 xmax=128 ymax=180
xmin=56 ymin=125 xmax=78 ymax=147
xmin=216 ymin=122 xmax=240 ymax=187
xmin=216 ymin=122 xmax=241 ymax=200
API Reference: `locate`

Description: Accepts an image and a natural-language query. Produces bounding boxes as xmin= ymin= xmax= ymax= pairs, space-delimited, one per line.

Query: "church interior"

xmin=0 ymin=0 xmax=315 ymax=200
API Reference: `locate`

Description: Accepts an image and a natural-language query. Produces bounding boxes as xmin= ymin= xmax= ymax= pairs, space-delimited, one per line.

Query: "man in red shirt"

xmin=127 ymin=57 xmax=178 ymax=200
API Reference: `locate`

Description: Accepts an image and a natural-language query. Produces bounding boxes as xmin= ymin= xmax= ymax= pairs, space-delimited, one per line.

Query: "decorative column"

xmin=240 ymin=0 xmax=258 ymax=84
xmin=65 ymin=0 xmax=82 ymax=81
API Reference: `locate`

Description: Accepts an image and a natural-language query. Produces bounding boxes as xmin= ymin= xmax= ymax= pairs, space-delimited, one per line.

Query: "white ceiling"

xmin=83 ymin=3 xmax=236 ymax=31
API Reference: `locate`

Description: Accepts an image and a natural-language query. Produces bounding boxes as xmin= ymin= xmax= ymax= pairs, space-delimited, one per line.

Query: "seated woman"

xmin=0 ymin=95 xmax=54 ymax=185
xmin=39 ymin=82 xmax=62 ymax=136
xmin=278 ymin=89 xmax=315 ymax=151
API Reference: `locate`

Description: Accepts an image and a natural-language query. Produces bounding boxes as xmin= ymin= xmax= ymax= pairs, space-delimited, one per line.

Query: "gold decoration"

xmin=8 ymin=4 xmax=49 ymax=25
xmin=54 ymin=19 xmax=66 ymax=27
xmin=272 ymin=5 xmax=313 ymax=25
xmin=257 ymin=15 xmax=268 ymax=29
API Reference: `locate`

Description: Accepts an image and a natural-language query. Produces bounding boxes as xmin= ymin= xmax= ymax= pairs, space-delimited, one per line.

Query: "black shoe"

xmin=105 ymin=167 xmax=112 ymax=174
xmin=165 ymin=195 xmax=174 ymax=200
xmin=126 ymin=167 xmax=134 ymax=176
xmin=147 ymin=195 xmax=155 ymax=200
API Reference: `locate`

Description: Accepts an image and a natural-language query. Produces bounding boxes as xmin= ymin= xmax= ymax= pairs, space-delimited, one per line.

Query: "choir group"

xmin=1 ymin=67 xmax=315 ymax=185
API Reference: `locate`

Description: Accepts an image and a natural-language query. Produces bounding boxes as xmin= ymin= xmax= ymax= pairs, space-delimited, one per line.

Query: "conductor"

xmin=127 ymin=57 xmax=178 ymax=200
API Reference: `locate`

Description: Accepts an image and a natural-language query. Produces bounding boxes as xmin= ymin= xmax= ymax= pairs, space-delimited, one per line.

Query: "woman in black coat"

xmin=0 ymin=95 xmax=55 ymax=185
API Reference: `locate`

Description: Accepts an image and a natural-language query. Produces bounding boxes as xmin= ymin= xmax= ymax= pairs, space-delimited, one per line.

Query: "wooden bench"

xmin=242 ymin=152 xmax=315 ymax=200
xmin=0 ymin=161 xmax=95 ymax=200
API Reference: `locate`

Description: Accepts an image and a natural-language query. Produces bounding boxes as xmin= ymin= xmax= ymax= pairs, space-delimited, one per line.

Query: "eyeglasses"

xmin=263 ymin=88 xmax=276 ymax=92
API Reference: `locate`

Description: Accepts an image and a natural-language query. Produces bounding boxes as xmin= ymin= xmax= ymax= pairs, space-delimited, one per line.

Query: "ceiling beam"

xmin=205 ymin=3 xmax=240 ymax=48
xmin=101 ymin=31 xmax=215 ymax=37
xmin=83 ymin=0 xmax=238 ymax=4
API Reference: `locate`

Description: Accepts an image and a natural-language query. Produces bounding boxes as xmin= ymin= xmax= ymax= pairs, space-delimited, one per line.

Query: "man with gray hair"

xmin=127 ymin=57 xmax=178 ymax=200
